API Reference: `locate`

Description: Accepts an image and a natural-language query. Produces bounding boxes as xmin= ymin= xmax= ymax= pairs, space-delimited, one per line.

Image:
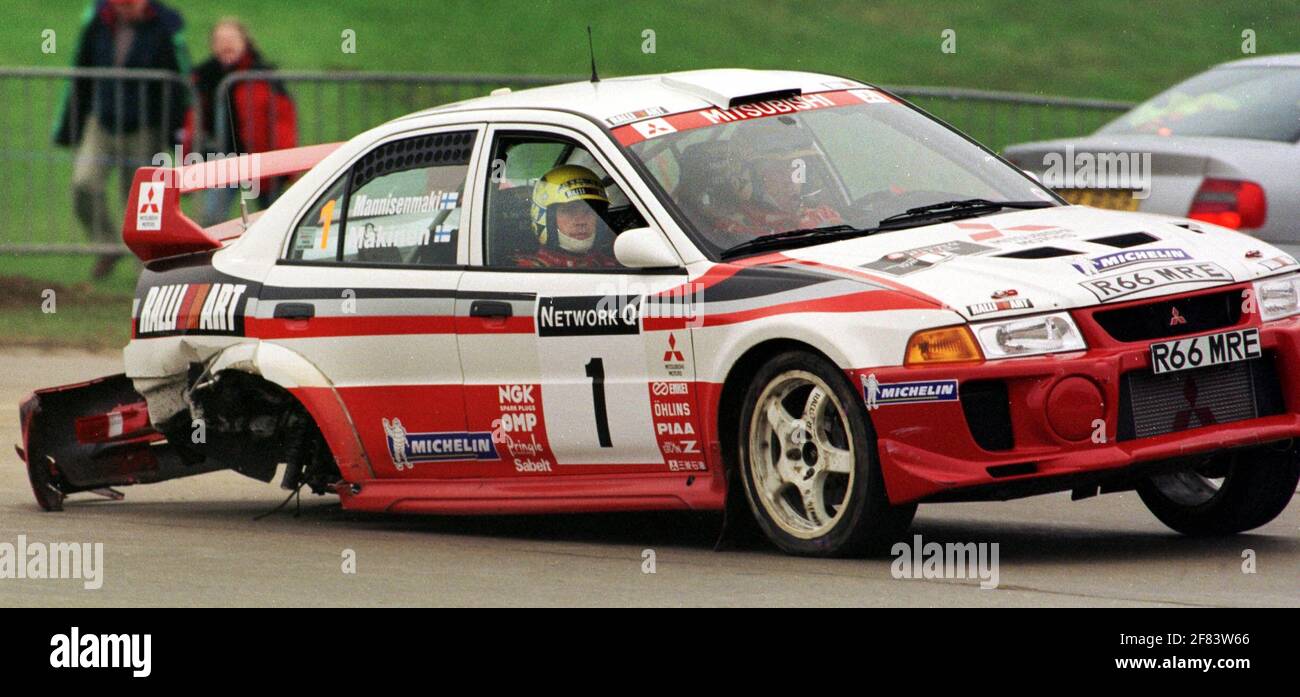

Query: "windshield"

xmin=1098 ymin=67 xmax=1300 ymax=142
xmin=620 ymin=90 xmax=1055 ymax=257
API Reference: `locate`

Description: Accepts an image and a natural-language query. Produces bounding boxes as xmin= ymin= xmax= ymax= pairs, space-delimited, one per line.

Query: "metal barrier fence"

xmin=0 ymin=67 xmax=1134 ymax=256
xmin=0 ymin=66 xmax=196 ymax=255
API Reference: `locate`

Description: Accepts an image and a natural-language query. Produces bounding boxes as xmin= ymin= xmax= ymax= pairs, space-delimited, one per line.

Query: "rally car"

xmin=17 ymin=69 xmax=1300 ymax=556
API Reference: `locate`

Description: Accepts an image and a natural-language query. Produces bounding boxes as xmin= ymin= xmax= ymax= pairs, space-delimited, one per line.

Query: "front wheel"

xmin=737 ymin=351 xmax=915 ymax=557
xmin=1137 ymin=445 xmax=1299 ymax=536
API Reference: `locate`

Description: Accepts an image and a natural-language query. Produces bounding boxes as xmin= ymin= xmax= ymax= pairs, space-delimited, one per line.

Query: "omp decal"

xmin=606 ymin=106 xmax=670 ymax=126
xmin=136 ymin=282 xmax=247 ymax=336
xmin=861 ymin=374 xmax=959 ymax=410
xmin=1072 ymin=248 xmax=1191 ymax=275
xmin=536 ymin=295 xmax=641 ymax=337
xmin=612 ymin=90 xmax=880 ymax=145
xmin=966 ymin=298 xmax=1034 ymax=316
xmin=1079 ymin=262 xmax=1233 ymax=302
xmin=491 ymin=384 xmax=553 ymax=473
xmin=862 ymin=241 xmax=994 ymax=276
xmin=383 ymin=418 xmax=499 ymax=468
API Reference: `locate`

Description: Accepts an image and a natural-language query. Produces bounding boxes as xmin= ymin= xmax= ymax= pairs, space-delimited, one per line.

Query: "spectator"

xmin=55 ymin=0 xmax=191 ymax=280
xmin=184 ymin=18 xmax=298 ymax=225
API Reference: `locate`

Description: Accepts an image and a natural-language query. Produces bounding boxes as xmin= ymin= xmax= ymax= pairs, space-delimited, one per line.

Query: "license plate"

xmin=1056 ymin=188 xmax=1139 ymax=211
xmin=1149 ymin=328 xmax=1261 ymax=375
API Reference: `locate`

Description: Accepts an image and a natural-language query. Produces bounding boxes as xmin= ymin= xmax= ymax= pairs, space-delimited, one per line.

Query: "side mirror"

xmin=614 ymin=226 xmax=681 ymax=269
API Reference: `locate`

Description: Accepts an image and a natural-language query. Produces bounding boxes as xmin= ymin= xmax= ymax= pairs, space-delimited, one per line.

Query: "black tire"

xmin=1137 ymin=445 xmax=1299 ymax=536
xmin=736 ymin=350 xmax=915 ymax=557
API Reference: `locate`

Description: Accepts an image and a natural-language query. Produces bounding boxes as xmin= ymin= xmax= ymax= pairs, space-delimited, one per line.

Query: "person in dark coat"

xmin=55 ymin=0 xmax=191 ymax=280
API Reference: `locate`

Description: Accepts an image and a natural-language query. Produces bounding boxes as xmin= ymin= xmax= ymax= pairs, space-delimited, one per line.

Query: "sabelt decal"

xmin=966 ymin=298 xmax=1034 ymax=316
xmin=491 ymin=384 xmax=553 ymax=473
xmin=862 ymin=241 xmax=993 ymax=276
xmin=536 ymin=295 xmax=641 ymax=337
xmin=135 ymin=182 xmax=164 ymax=231
xmin=1072 ymin=248 xmax=1191 ymax=275
xmin=383 ymin=418 xmax=499 ymax=469
xmin=861 ymin=374 xmax=959 ymax=410
xmin=136 ymin=282 xmax=248 ymax=336
xmin=1079 ymin=262 xmax=1233 ymax=302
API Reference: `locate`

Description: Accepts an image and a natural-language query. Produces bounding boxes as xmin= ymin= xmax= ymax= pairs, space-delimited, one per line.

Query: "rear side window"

xmin=286 ymin=130 xmax=477 ymax=265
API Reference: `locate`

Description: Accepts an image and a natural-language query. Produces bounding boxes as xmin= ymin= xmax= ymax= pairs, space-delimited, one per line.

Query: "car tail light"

xmin=1187 ymin=178 xmax=1267 ymax=230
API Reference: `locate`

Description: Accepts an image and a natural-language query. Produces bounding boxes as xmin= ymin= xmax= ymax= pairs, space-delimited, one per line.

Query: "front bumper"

xmin=860 ymin=284 xmax=1300 ymax=504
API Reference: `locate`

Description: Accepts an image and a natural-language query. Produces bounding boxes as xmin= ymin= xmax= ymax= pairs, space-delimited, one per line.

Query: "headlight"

xmin=973 ymin=312 xmax=1087 ymax=359
xmin=1253 ymin=274 xmax=1300 ymax=322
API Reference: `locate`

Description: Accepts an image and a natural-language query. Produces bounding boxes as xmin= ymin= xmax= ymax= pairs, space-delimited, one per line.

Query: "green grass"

xmin=7 ymin=0 xmax=1295 ymax=99
xmin=1 ymin=0 xmax=1297 ymax=346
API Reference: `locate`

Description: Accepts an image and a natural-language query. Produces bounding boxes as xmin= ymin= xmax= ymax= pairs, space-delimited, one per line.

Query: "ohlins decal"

xmin=137 ymin=283 xmax=248 ymax=335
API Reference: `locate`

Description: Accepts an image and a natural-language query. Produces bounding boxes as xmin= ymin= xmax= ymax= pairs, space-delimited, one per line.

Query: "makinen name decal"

xmin=861 ymin=374 xmax=959 ymax=410
xmin=137 ymin=283 xmax=247 ymax=336
xmin=537 ymin=295 xmax=641 ymax=337
xmin=383 ymin=418 xmax=499 ymax=470
xmin=1073 ymin=248 xmax=1191 ymax=275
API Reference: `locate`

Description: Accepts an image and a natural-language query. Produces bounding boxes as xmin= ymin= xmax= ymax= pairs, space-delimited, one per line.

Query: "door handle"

xmin=470 ymin=300 xmax=513 ymax=319
xmin=273 ymin=302 xmax=315 ymax=320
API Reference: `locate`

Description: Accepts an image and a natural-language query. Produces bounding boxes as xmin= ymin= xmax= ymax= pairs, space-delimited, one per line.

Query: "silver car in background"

xmin=1005 ymin=54 xmax=1300 ymax=249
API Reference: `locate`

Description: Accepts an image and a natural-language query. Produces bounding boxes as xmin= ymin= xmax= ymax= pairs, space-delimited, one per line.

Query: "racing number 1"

xmin=585 ymin=357 xmax=613 ymax=448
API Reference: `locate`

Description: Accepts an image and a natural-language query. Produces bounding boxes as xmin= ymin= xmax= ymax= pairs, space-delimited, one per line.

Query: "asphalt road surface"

xmin=1 ymin=349 xmax=1295 ymax=607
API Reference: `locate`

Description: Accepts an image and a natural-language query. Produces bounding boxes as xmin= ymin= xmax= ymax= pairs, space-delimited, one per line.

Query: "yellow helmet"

xmin=530 ymin=165 xmax=609 ymax=247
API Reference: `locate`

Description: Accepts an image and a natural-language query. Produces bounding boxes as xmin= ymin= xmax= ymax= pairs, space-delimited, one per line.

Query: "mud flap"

xmin=17 ymin=374 xmax=224 ymax=511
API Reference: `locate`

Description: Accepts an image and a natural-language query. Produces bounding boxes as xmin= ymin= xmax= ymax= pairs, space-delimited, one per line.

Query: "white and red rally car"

xmin=17 ymin=69 xmax=1300 ymax=556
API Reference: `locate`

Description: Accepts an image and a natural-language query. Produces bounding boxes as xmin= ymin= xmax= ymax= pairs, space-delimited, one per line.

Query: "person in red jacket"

xmin=183 ymin=18 xmax=298 ymax=225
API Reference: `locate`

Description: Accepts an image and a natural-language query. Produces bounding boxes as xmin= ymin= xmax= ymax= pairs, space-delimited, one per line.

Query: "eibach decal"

xmin=611 ymin=89 xmax=895 ymax=146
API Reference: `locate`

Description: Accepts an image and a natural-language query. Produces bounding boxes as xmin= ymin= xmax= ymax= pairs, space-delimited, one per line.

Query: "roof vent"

xmin=659 ymin=72 xmax=801 ymax=108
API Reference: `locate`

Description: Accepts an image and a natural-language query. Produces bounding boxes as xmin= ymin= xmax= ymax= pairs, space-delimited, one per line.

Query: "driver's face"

xmin=554 ymin=201 xmax=598 ymax=241
xmin=757 ymin=159 xmax=801 ymax=209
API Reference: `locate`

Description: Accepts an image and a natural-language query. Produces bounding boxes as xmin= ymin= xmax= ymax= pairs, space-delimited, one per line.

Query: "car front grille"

xmin=1117 ymin=355 xmax=1284 ymax=441
xmin=1093 ymin=289 xmax=1242 ymax=342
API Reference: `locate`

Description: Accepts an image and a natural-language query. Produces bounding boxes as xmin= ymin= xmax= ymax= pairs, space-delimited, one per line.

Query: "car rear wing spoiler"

xmin=122 ymin=142 xmax=342 ymax=262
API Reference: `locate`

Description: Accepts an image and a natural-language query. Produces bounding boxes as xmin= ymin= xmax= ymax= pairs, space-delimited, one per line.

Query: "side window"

xmin=342 ymin=131 xmax=475 ymax=266
xmin=484 ymin=133 xmax=647 ymax=269
xmin=287 ymin=177 xmax=345 ymax=261
xmin=285 ymin=130 xmax=476 ymax=265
